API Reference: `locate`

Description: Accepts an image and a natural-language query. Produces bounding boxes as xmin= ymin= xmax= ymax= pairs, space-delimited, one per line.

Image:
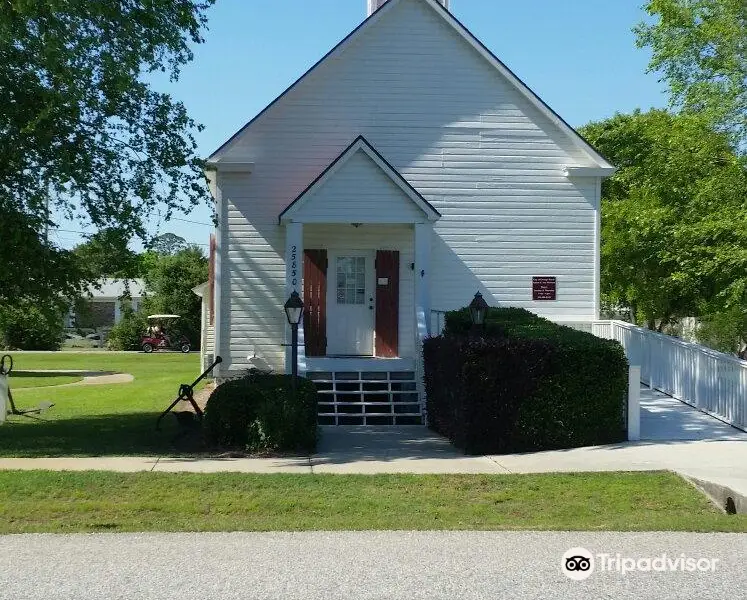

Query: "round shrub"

xmin=106 ymin=309 xmax=147 ymax=350
xmin=202 ymin=377 xmax=255 ymax=449
xmin=203 ymin=371 xmax=318 ymax=453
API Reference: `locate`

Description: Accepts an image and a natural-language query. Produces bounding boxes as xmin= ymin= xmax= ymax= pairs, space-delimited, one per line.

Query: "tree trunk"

xmin=656 ymin=316 xmax=669 ymax=333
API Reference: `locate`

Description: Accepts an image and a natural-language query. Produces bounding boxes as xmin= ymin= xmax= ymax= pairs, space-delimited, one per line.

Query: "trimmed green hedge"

xmin=424 ymin=307 xmax=628 ymax=454
xmin=203 ymin=371 xmax=318 ymax=453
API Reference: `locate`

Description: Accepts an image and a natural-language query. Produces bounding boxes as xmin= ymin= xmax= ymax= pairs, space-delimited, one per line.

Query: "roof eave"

xmin=204 ymin=160 xmax=255 ymax=174
xmin=191 ymin=282 xmax=209 ymax=297
xmin=564 ymin=166 xmax=617 ymax=178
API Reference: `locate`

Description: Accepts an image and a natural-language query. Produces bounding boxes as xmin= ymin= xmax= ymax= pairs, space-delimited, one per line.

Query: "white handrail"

xmin=431 ymin=310 xmax=447 ymax=336
xmin=416 ymin=306 xmax=429 ymax=342
xmin=594 ymin=319 xmax=747 ymax=432
xmin=416 ymin=306 xmax=429 ymax=426
xmin=297 ymin=318 xmax=307 ymax=376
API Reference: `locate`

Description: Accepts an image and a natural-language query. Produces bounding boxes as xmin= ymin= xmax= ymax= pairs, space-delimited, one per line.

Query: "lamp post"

xmin=284 ymin=291 xmax=304 ymax=388
xmin=468 ymin=291 xmax=489 ymax=335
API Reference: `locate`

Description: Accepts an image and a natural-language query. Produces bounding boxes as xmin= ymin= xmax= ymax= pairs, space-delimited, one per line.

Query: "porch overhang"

xmin=278 ymin=136 xmax=441 ymax=225
xmin=191 ymin=282 xmax=208 ymax=298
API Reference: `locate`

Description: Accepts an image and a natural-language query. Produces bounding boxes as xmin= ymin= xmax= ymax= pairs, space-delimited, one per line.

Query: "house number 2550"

xmin=291 ymin=245 xmax=298 ymax=287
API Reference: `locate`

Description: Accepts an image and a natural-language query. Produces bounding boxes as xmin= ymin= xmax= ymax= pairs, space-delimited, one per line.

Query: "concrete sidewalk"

xmin=1 ymin=438 xmax=742 ymax=478
xmin=1 ymin=388 xmax=745 ymax=502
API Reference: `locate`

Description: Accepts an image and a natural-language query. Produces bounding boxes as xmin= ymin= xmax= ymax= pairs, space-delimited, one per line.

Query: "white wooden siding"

xmin=205 ymin=303 xmax=215 ymax=354
xmin=304 ymin=224 xmax=415 ymax=358
xmin=215 ymin=0 xmax=599 ymax=371
xmin=289 ymin=149 xmax=426 ymax=224
xmin=370 ymin=0 xmax=448 ymax=17
xmin=221 ymin=173 xmax=287 ymax=371
xmin=198 ymin=291 xmax=215 ymax=372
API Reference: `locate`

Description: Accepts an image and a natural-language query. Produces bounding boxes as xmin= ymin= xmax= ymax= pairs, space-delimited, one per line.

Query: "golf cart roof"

xmin=147 ymin=314 xmax=181 ymax=320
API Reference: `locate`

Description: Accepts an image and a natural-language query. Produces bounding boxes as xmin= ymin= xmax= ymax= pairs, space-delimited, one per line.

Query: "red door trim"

xmin=375 ymin=250 xmax=399 ymax=358
xmin=303 ymin=249 xmax=327 ymax=356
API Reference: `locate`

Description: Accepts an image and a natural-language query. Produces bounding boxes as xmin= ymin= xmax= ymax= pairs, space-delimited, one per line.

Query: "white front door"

xmin=327 ymin=251 xmax=375 ymax=356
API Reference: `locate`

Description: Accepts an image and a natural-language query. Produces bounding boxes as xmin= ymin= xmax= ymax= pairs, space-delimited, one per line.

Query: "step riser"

xmin=307 ymin=371 xmax=422 ymax=426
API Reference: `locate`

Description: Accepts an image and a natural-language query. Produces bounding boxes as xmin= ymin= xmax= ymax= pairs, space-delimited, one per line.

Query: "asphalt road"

xmin=0 ymin=531 xmax=744 ymax=600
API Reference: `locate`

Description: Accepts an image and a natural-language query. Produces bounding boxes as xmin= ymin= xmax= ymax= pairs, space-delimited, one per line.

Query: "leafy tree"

xmin=73 ymin=228 xmax=144 ymax=280
xmin=0 ymin=301 xmax=64 ymax=351
xmin=695 ymin=306 xmax=747 ymax=357
xmin=0 ymin=204 xmax=85 ymax=306
xmin=149 ymin=233 xmax=188 ymax=256
xmin=635 ymin=0 xmax=747 ymax=146
xmin=0 ymin=0 xmax=214 ymax=304
xmin=106 ymin=246 xmax=207 ymax=350
xmin=581 ymin=109 xmax=747 ymax=330
xmin=142 ymin=246 xmax=208 ymax=346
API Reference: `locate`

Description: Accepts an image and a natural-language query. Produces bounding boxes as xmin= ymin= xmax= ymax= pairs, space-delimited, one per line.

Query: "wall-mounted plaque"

xmin=532 ymin=277 xmax=557 ymax=301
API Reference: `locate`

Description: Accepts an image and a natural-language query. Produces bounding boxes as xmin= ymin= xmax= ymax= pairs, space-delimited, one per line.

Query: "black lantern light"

xmin=284 ymin=291 xmax=304 ymax=384
xmin=468 ymin=291 xmax=489 ymax=327
xmin=284 ymin=291 xmax=304 ymax=326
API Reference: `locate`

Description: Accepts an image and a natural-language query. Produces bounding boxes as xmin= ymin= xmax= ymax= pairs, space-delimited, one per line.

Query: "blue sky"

xmin=53 ymin=0 xmax=667 ymax=250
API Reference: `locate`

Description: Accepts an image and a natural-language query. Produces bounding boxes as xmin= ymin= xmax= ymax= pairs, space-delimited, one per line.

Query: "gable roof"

xmin=209 ymin=0 xmax=613 ymax=170
xmin=279 ymin=136 xmax=442 ymax=224
xmin=87 ymin=278 xmax=145 ymax=300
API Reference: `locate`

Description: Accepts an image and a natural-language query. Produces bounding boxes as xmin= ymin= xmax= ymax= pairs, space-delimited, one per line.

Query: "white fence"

xmin=416 ymin=306 xmax=429 ymax=425
xmin=593 ymin=320 xmax=747 ymax=432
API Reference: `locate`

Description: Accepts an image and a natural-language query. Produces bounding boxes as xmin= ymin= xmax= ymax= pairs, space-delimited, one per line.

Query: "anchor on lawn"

xmin=156 ymin=356 xmax=222 ymax=430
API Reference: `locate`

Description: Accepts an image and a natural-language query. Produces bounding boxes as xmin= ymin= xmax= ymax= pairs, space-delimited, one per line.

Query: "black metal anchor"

xmin=156 ymin=355 xmax=222 ymax=430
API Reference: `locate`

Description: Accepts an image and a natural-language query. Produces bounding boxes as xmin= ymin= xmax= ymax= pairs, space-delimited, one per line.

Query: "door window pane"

xmin=336 ymin=256 xmax=365 ymax=305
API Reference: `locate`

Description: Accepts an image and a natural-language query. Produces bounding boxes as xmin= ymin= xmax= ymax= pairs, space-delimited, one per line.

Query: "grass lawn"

xmin=10 ymin=373 xmax=83 ymax=389
xmin=1 ymin=353 xmax=203 ymax=457
xmin=0 ymin=470 xmax=743 ymax=534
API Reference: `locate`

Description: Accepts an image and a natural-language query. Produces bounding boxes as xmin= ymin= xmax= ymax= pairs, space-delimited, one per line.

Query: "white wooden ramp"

xmin=639 ymin=384 xmax=746 ymax=441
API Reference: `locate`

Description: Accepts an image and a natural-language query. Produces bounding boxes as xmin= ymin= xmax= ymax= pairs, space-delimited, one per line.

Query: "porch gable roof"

xmin=278 ymin=136 xmax=442 ymax=225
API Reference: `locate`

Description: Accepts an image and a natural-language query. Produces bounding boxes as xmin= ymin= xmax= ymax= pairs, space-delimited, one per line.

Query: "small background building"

xmin=67 ymin=279 xmax=146 ymax=330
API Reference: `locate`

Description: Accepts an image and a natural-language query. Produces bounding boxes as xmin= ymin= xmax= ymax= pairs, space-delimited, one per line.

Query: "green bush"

xmin=0 ymin=301 xmax=64 ymax=350
xmin=107 ymin=309 xmax=148 ymax=350
xmin=203 ymin=371 xmax=318 ymax=453
xmin=695 ymin=307 xmax=747 ymax=357
xmin=445 ymin=306 xmax=562 ymax=338
xmin=425 ymin=307 xmax=628 ymax=454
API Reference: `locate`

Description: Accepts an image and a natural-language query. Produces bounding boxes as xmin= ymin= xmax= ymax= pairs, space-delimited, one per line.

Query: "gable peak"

xmin=367 ymin=0 xmax=449 ymax=17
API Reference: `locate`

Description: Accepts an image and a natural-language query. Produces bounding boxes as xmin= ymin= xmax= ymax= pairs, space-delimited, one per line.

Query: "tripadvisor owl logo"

xmin=561 ymin=547 xmax=594 ymax=580
xmin=561 ymin=547 xmax=719 ymax=579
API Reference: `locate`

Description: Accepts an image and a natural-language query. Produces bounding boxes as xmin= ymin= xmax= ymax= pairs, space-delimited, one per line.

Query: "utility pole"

xmin=44 ymin=195 xmax=49 ymax=245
